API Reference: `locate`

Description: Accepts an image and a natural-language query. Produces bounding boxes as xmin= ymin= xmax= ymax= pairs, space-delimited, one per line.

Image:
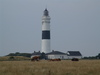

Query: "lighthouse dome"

xmin=44 ymin=9 xmax=49 ymax=16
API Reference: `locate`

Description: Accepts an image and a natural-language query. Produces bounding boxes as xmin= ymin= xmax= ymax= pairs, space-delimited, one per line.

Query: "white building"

xmin=67 ymin=51 xmax=82 ymax=59
xmin=46 ymin=50 xmax=68 ymax=59
xmin=31 ymin=50 xmax=82 ymax=59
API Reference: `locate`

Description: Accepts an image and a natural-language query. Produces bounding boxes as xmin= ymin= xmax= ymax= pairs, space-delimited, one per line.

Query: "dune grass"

xmin=0 ymin=56 xmax=30 ymax=61
xmin=0 ymin=60 xmax=100 ymax=75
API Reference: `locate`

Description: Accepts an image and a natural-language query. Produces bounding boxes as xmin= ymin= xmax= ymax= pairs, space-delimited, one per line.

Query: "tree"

xmin=96 ymin=53 xmax=100 ymax=59
xmin=9 ymin=56 xmax=15 ymax=60
xmin=7 ymin=52 xmax=31 ymax=57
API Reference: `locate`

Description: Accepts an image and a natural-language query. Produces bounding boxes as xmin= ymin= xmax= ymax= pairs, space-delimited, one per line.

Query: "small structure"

xmin=49 ymin=58 xmax=61 ymax=61
xmin=71 ymin=58 xmax=79 ymax=61
xmin=67 ymin=51 xmax=82 ymax=59
xmin=31 ymin=51 xmax=41 ymax=58
xmin=46 ymin=50 xmax=67 ymax=59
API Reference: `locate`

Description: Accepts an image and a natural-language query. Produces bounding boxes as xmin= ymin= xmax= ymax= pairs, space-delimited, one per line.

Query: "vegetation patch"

xmin=0 ymin=56 xmax=31 ymax=61
xmin=0 ymin=60 xmax=100 ymax=75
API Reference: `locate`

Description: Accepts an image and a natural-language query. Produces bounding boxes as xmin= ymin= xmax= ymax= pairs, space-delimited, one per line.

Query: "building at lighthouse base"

xmin=31 ymin=50 xmax=82 ymax=60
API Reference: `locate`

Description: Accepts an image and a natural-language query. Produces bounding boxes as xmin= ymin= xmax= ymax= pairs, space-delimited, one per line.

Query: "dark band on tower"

xmin=42 ymin=31 xmax=50 ymax=39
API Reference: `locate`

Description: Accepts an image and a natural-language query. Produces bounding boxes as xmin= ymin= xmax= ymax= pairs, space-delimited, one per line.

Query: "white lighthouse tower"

xmin=41 ymin=9 xmax=51 ymax=53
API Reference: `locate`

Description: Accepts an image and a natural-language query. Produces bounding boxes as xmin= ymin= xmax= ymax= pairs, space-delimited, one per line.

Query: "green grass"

xmin=0 ymin=60 xmax=100 ymax=75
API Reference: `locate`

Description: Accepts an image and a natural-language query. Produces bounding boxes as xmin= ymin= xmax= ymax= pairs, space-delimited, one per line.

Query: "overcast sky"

xmin=0 ymin=0 xmax=100 ymax=56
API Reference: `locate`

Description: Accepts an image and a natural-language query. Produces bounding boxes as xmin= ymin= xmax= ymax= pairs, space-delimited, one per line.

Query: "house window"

xmin=60 ymin=56 xmax=64 ymax=59
xmin=62 ymin=56 xmax=64 ymax=59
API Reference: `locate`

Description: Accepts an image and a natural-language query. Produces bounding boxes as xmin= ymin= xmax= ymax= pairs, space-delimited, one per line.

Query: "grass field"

xmin=0 ymin=60 xmax=100 ymax=75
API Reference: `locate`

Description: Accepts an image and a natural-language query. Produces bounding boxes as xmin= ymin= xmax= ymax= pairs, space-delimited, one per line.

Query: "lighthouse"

xmin=41 ymin=9 xmax=51 ymax=53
